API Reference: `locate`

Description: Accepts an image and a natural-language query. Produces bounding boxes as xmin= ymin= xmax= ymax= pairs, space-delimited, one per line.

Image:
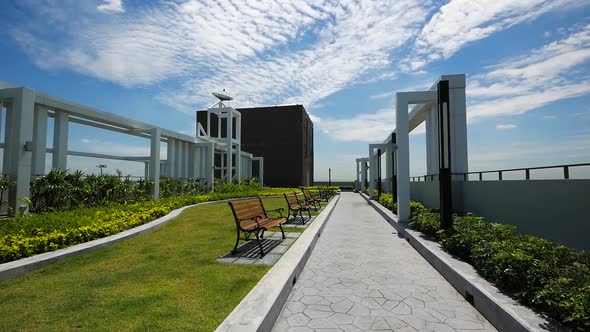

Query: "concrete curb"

xmin=215 ymin=195 xmax=341 ymax=332
xmin=360 ymin=193 xmax=563 ymax=332
xmin=0 ymin=196 xmax=272 ymax=283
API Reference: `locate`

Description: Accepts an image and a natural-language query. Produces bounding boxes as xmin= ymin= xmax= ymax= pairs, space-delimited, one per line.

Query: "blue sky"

xmin=1 ymin=0 xmax=590 ymax=181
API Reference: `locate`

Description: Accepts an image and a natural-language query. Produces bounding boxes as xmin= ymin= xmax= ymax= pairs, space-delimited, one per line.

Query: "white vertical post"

xmin=259 ymin=158 xmax=264 ymax=187
xmin=189 ymin=143 xmax=196 ymax=178
xmin=4 ymin=88 xmax=35 ymax=214
xmin=226 ymin=111 xmax=233 ymax=182
xmin=183 ymin=142 xmax=190 ymax=178
xmin=396 ymin=93 xmax=410 ymax=223
xmin=388 ymin=146 xmax=393 ymax=191
xmin=369 ymin=149 xmax=375 ymax=199
xmin=235 ymin=114 xmax=242 ymax=181
xmin=220 ymin=152 xmax=225 ymax=179
xmin=175 ymin=140 xmax=182 ymax=178
xmin=448 ymin=75 xmax=468 ymax=174
xmin=167 ymin=138 xmax=175 ymax=178
xmin=426 ymin=105 xmax=439 ymax=175
xmin=31 ymin=105 xmax=48 ymax=176
xmin=52 ymin=110 xmax=69 ymax=171
xmin=150 ymin=127 xmax=161 ymax=199
xmin=208 ymin=142 xmax=215 ymax=191
xmin=360 ymin=159 xmax=367 ymax=191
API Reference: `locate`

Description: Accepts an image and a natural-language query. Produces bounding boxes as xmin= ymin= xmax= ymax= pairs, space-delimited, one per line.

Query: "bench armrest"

xmin=238 ymin=216 xmax=262 ymax=228
xmin=266 ymin=208 xmax=284 ymax=218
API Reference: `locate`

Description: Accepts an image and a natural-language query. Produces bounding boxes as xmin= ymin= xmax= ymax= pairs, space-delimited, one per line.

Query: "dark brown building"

xmin=197 ymin=104 xmax=313 ymax=187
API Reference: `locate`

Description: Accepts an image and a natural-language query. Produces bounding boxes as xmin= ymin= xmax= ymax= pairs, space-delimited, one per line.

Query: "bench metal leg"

xmin=279 ymin=224 xmax=285 ymax=239
xmin=255 ymin=230 xmax=265 ymax=257
xmin=232 ymin=228 xmax=240 ymax=254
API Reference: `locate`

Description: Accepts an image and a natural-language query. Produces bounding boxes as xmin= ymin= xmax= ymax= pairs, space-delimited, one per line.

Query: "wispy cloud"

xmin=97 ymin=0 xmax=124 ymax=13
xmin=496 ymin=124 xmax=517 ymax=130
xmin=8 ymin=0 xmax=432 ymax=113
xmin=318 ymin=108 xmax=395 ymax=142
xmin=467 ymin=23 xmax=590 ymax=121
xmin=404 ymin=0 xmax=584 ymax=71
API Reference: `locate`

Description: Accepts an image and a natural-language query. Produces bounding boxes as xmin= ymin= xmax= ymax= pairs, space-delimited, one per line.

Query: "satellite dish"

xmin=212 ymin=92 xmax=233 ymax=101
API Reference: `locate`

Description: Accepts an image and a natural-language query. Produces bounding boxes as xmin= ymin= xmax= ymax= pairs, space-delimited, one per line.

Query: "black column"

xmin=438 ymin=80 xmax=453 ymax=229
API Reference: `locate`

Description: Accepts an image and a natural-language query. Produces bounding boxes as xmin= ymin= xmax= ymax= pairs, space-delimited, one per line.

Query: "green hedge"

xmin=393 ymin=199 xmax=589 ymax=331
xmin=0 ymin=189 xmax=297 ymax=264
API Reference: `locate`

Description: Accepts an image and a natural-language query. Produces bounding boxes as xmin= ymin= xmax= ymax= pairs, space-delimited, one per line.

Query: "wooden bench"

xmin=319 ymin=186 xmax=336 ymax=202
xmin=301 ymin=188 xmax=321 ymax=211
xmin=228 ymin=197 xmax=286 ymax=257
xmin=284 ymin=192 xmax=312 ymax=222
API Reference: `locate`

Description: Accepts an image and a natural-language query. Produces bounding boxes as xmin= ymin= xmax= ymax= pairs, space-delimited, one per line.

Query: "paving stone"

xmin=286 ymin=232 xmax=299 ymax=238
xmin=374 ymin=297 xmax=387 ymax=305
xmin=286 ymin=327 xmax=313 ymax=332
xmin=307 ymin=304 xmax=333 ymax=312
xmin=254 ymin=253 xmax=281 ymax=266
xmin=353 ymin=316 xmax=375 ymax=330
xmin=271 ymin=193 xmax=495 ymax=332
xmin=304 ymin=308 xmax=334 ymax=319
xmin=348 ymin=303 xmax=370 ymax=317
xmin=327 ymin=313 xmax=355 ymax=325
xmin=308 ymin=318 xmax=338 ymax=329
xmin=397 ymin=314 xmax=426 ymax=330
xmin=282 ymin=238 xmax=296 ymax=245
xmin=285 ymin=301 xmax=307 ymax=314
xmin=300 ymin=295 xmax=323 ymax=305
xmin=216 ymin=257 xmax=238 ymax=264
xmin=271 ymin=245 xmax=289 ymax=254
xmin=446 ymin=318 xmax=485 ymax=330
xmin=383 ymin=316 xmax=408 ymax=329
xmin=426 ymin=321 xmax=456 ymax=332
xmin=331 ymin=299 xmax=354 ymax=313
xmin=286 ymin=313 xmax=310 ymax=327
xmin=233 ymin=257 xmax=255 ymax=264
xmin=339 ymin=325 xmax=363 ymax=332
xmin=391 ymin=302 xmax=412 ymax=315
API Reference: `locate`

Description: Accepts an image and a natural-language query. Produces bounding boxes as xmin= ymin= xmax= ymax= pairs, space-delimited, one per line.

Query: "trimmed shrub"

xmin=0 ymin=188 xmax=298 ymax=264
xmin=396 ymin=200 xmax=590 ymax=330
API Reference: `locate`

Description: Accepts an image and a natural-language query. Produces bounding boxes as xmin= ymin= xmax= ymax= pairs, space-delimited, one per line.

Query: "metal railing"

xmin=411 ymin=162 xmax=590 ymax=182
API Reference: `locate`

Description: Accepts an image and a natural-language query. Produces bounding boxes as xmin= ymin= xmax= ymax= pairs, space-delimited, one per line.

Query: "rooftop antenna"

xmin=212 ymin=89 xmax=233 ymax=108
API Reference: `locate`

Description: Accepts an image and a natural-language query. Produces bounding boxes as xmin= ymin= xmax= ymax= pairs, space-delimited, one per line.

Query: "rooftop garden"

xmin=374 ymin=192 xmax=590 ymax=331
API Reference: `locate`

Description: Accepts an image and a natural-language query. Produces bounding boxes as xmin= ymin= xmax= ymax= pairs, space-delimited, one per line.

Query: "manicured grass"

xmin=0 ymin=197 xmax=298 ymax=331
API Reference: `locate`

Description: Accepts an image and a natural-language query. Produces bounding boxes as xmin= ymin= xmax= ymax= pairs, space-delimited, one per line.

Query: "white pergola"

xmin=361 ymin=74 xmax=468 ymax=223
xmin=0 ymin=83 xmax=264 ymax=214
xmin=355 ymin=157 xmax=369 ymax=192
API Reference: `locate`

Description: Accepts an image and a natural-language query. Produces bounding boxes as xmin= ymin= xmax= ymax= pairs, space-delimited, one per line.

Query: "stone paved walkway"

xmin=272 ymin=192 xmax=496 ymax=332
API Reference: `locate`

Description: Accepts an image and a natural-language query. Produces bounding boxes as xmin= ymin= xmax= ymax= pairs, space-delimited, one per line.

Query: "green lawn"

xmin=0 ymin=196 xmax=310 ymax=331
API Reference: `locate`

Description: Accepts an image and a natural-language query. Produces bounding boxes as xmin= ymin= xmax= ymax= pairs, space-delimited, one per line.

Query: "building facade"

xmin=197 ymin=104 xmax=313 ymax=187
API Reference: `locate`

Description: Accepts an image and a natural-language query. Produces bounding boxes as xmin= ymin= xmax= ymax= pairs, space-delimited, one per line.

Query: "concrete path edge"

xmin=215 ymin=194 xmax=341 ymax=332
xmin=0 ymin=196 xmax=275 ymax=282
xmin=360 ymin=193 xmax=562 ymax=332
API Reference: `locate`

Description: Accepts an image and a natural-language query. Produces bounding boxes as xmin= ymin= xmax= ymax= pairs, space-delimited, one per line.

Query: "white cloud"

xmin=496 ymin=124 xmax=517 ymax=130
xmin=369 ymin=91 xmax=395 ymax=101
xmin=405 ymin=0 xmax=585 ymax=71
xmin=97 ymin=0 xmax=124 ymax=13
xmin=467 ymin=23 xmax=590 ymax=121
xmin=317 ymin=108 xmax=395 ymax=142
xmin=10 ymin=1 xmax=431 ymax=113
